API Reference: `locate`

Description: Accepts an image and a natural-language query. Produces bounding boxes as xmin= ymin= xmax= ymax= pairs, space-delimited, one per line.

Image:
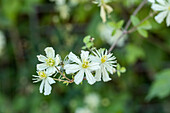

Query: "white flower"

xmin=93 ymin=0 xmax=113 ymax=23
xmin=0 ymin=31 xmax=6 ymax=56
xmin=151 ymin=0 xmax=170 ymax=26
xmin=32 ymin=71 xmax=56 ymax=95
xmin=37 ymin=47 xmax=61 ymax=74
xmin=64 ymin=50 xmax=100 ymax=85
xmin=90 ymin=49 xmax=117 ymax=82
xmin=148 ymin=0 xmax=155 ymax=3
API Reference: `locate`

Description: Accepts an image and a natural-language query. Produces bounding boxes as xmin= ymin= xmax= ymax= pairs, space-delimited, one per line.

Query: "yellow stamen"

xmin=168 ymin=6 xmax=170 ymax=10
xmin=38 ymin=71 xmax=47 ymax=78
xmin=46 ymin=58 xmax=55 ymax=66
xmin=82 ymin=60 xmax=89 ymax=68
xmin=101 ymin=55 xmax=107 ymax=63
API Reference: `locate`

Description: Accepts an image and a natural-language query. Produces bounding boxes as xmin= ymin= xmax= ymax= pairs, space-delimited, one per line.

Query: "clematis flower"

xmin=151 ymin=0 xmax=170 ymax=26
xmin=93 ymin=0 xmax=113 ymax=23
xmin=64 ymin=50 xmax=100 ymax=85
xmin=148 ymin=0 xmax=155 ymax=3
xmin=32 ymin=71 xmax=56 ymax=95
xmin=37 ymin=47 xmax=61 ymax=74
xmin=90 ymin=49 xmax=117 ymax=82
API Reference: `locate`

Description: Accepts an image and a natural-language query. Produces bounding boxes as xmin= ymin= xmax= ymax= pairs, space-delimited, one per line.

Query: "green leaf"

xmin=130 ymin=15 xmax=140 ymax=26
xmin=117 ymin=20 xmax=124 ymax=29
xmin=112 ymin=29 xmax=117 ymax=36
xmin=107 ymin=21 xmax=117 ymax=28
xmin=83 ymin=35 xmax=91 ymax=44
xmin=82 ymin=46 xmax=86 ymax=49
xmin=139 ymin=20 xmax=152 ymax=30
xmin=146 ymin=69 xmax=170 ymax=100
xmin=137 ymin=28 xmax=148 ymax=38
xmin=86 ymin=42 xmax=93 ymax=48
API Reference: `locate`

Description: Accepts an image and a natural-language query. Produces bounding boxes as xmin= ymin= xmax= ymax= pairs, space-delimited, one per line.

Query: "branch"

xmin=127 ymin=12 xmax=156 ymax=34
xmin=108 ymin=0 xmax=148 ymax=53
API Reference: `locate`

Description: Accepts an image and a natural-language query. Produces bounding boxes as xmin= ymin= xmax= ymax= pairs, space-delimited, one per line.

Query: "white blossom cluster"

xmin=32 ymin=47 xmax=117 ymax=95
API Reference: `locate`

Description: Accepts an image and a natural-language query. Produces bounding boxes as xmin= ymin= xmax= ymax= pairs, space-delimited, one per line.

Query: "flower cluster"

xmin=33 ymin=47 xmax=118 ymax=95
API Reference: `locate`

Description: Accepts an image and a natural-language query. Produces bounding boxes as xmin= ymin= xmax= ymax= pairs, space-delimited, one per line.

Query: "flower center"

xmin=46 ymin=58 xmax=55 ymax=66
xmin=168 ymin=6 xmax=170 ymax=10
xmin=82 ymin=60 xmax=89 ymax=68
xmin=101 ymin=55 xmax=107 ymax=63
xmin=38 ymin=71 xmax=47 ymax=78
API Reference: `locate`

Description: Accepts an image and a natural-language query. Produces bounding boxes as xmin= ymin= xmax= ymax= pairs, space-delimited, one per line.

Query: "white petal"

xmin=95 ymin=69 xmax=102 ymax=81
xmin=104 ymin=4 xmax=113 ymax=14
xmin=85 ymin=70 xmax=96 ymax=85
xmin=102 ymin=67 xmax=111 ymax=82
xmin=45 ymin=47 xmax=55 ymax=58
xmin=55 ymin=54 xmax=61 ymax=66
xmin=64 ymin=64 xmax=80 ymax=74
xmin=37 ymin=55 xmax=47 ymax=62
xmin=148 ymin=0 xmax=155 ymax=3
xmin=156 ymin=0 xmax=166 ymax=5
xmin=37 ymin=63 xmax=48 ymax=70
xmin=100 ymin=5 xmax=106 ymax=23
xmin=47 ymin=77 xmax=56 ymax=84
xmin=39 ymin=79 xmax=45 ymax=93
xmin=44 ymin=80 xmax=52 ymax=95
xmin=151 ymin=4 xmax=167 ymax=11
xmin=46 ymin=67 xmax=56 ymax=74
xmin=80 ymin=50 xmax=89 ymax=60
xmin=74 ymin=70 xmax=84 ymax=85
xmin=68 ymin=52 xmax=81 ymax=64
xmin=166 ymin=12 xmax=170 ymax=26
xmin=88 ymin=62 xmax=100 ymax=71
xmin=155 ymin=11 xmax=168 ymax=23
xmin=89 ymin=55 xmax=100 ymax=63
xmin=105 ymin=63 xmax=113 ymax=74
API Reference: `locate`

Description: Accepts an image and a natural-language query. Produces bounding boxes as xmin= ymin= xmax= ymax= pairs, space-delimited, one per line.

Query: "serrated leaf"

xmin=137 ymin=28 xmax=148 ymax=38
xmin=146 ymin=69 xmax=170 ymax=101
xmin=130 ymin=15 xmax=140 ymax=26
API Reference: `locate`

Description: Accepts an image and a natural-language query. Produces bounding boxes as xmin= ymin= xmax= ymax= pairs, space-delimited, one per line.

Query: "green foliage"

xmin=125 ymin=44 xmax=145 ymax=65
xmin=0 ymin=0 xmax=170 ymax=113
xmin=116 ymin=64 xmax=126 ymax=77
xmin=130 ymin=15 xmax=152 ymax=38
xmin=82 ymin=35 xmax=94 ymax=50
xmin=146 ymin=69 xmax=170 ymax=100
xmin=108 ymin=20 xmax=124 ymax=36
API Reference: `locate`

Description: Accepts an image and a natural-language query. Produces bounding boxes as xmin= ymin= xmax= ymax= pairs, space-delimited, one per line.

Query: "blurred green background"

xmin=0 ymin=0 xmax=170 ymax=113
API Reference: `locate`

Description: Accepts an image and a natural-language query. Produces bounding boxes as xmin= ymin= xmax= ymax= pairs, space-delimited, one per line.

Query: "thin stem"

xmin=108 ymin=0 xmax=148 ymax=53
xmin=55 ymin=66 xmax=70 ymax=81
xmin=53 ymin=78 xmax=66 ymax=82
xmin=127 ymin=12 xmax=156 ymax=34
